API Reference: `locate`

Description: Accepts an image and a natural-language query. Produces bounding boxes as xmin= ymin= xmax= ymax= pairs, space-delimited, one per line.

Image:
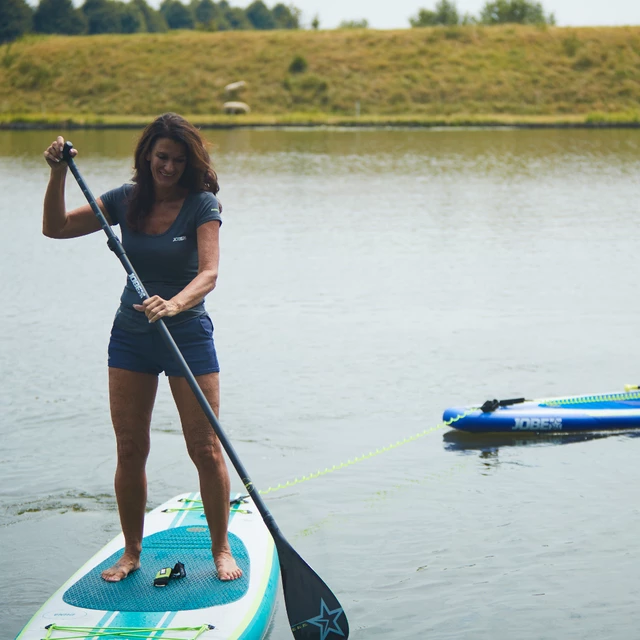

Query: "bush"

xmin=562 ymin=33 xmax=580 ymax=57
xmin=288 ymin=54 xmax=307 ymax=73
xmin=338 ymin=18 xmax=368 ymax=29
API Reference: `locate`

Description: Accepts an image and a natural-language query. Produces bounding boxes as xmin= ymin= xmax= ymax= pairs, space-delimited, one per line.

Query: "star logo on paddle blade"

xmin=304 ymin=599 xmax=346 ymax=640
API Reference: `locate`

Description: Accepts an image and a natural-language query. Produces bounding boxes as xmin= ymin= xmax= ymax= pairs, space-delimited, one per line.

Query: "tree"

xmin=131 ymin=0 xmax=167 ymax=32
xmin=119 ymin=2 xmax=145 ymax=32
xmin=0 ymin=0 xmax=33 ymax=43
xmin=310 ymin=13 xmax=319 ymax=30
xmin=246 ymin=0 xmax=275 ymax=29
xmin=410 ymin=0 xmax=459 ymax=26
xmin=221 ymin=4 xmax=252 ymax=29
xmin=34 ymin=0 xmax=87 ymax=34
xmin=191 ymin=0 xmax=217 ymax=26
xmin=479 ymin=0 xmax=554 ymax=24
xmin=272 ymin=3 xmax=299 ymax=29
xmin=82 ymin=0 xmax=146 ymax=33
xmin=160 ymin=0 xmax=195 ymax=29
xmin=82 ymin=0 xmax=122 ymax=33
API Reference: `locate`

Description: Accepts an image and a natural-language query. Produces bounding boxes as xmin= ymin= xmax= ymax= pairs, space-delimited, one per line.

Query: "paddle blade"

xmin=275 ymin=537 xmax=349 ymax=639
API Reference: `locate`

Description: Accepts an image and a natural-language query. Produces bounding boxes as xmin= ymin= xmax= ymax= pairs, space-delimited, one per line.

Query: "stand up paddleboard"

xmin=15 ymin=492 xmax=279 ymax=640
xmin=444 ymin=387 xmax=640 ymax=433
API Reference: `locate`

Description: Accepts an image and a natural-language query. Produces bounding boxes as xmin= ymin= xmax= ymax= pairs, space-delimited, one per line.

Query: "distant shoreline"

xmin=3 ymin=27 xmax=640 ymax=128
xmin=2 ymin=113 xmax=640 ymax=131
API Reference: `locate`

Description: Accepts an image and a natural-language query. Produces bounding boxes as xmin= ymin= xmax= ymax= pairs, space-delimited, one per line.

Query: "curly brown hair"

xmin=127 ymin=113 xmax=220 ymax=231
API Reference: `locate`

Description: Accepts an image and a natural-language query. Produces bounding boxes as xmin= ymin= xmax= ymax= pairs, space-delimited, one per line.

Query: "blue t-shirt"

xmin=100 ymin=184 xmax=222 ymax=332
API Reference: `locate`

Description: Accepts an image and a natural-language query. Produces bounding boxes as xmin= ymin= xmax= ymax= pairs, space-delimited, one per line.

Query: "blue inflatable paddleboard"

xmin=444 ymin=388 xmax=640 ymax=433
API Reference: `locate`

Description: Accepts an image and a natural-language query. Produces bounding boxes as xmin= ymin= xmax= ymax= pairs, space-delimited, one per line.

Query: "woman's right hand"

xmin=44 ymin=135 xmax=77 ymax=171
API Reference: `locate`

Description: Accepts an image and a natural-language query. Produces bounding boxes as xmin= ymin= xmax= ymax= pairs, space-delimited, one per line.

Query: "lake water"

xmin=2 ymin=126 xmax=640 ymax=639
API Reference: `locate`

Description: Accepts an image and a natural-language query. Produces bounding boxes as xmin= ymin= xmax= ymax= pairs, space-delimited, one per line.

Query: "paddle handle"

xmin=61 ymin=142 xmax=281 ymax=536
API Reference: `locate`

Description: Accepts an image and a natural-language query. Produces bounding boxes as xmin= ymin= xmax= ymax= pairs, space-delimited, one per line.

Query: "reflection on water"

xmin=442 ymin=428 xmax=640 ymax=454
xmin=2 ymin=128 xmax=141 ymax=160
xmin=4 ymin=126 xmax=640 ymax=167
xmin=443 ymin=428 xmax=640 ymax=478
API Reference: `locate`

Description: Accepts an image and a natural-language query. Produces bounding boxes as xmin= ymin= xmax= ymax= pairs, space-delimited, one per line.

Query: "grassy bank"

xmin=2 ymin=25 xmax=640 ymax=126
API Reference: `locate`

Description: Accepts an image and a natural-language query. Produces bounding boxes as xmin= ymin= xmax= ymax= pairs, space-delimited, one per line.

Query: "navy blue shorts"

xmin=108 ymin=314 xmax=220 ymax=377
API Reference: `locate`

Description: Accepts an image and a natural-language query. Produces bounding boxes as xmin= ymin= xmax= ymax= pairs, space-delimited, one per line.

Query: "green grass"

xmin=2 ymin=25 xmax=640 ymax=126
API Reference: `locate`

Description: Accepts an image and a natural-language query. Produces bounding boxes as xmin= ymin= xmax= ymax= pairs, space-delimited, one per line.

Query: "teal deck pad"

xmin=63 ymin=526 xmax=250 ymax=612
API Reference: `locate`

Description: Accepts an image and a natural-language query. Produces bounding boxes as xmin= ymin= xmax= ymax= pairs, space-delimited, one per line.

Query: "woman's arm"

xmin=43 ymin=136 xmax=111 ymax=239
xmin=134 ymin=220 xmax=220 ymax=323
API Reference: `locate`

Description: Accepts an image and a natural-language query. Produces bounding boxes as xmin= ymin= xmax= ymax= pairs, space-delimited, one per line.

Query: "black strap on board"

xmin=480 ymin=397 xmax=526 ymax=413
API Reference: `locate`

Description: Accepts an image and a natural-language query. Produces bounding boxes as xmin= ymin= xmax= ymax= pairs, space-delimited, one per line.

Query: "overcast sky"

xmin=223 ymin=0 xmax=640 ymax=30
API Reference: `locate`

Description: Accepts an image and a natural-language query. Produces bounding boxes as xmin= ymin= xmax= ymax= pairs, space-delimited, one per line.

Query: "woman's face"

xmin=147 ymin=137 xmax=187 ymax=190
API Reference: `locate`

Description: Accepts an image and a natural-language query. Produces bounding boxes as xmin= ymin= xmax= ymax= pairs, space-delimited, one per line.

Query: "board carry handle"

xmin=481 ymin=397 xmax=526 ymax=413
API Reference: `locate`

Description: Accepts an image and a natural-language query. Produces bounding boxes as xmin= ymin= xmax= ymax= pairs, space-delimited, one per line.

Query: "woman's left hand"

xmin=133 ymin=296 xmax=182 ymax=323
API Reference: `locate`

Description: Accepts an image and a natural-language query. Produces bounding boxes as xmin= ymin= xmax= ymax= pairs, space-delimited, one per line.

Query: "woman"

xmin=42 ymin=113 xmax=241 ymax=582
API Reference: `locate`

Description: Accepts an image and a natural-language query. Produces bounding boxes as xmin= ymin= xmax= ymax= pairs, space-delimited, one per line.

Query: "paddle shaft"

xmin=61 ymin=144 xmax=280 ymax=538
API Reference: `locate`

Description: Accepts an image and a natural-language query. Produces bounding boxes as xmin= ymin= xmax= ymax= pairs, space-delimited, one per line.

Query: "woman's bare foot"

xmin=214 ymin=548 xmax=242 ymax=581
xmin=101 ymin=554 xmax=141 ymax=582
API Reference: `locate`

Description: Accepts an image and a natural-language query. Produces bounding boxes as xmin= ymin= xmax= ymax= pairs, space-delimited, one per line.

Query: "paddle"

xmin=61 ymin=142 xmax=349 ymax=640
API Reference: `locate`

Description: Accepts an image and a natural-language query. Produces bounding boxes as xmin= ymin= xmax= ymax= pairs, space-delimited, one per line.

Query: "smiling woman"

xmin=41 ymin=112 xmax=242 ymax=583
xmin=145 ymin=139 xmax=188 ymax=215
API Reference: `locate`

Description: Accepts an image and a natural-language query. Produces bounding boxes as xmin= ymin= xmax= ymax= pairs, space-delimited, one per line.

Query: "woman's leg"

xmin=169 ymin=372 xmax=242 ymax=581
xmin=102 ymin=367 xmax=158 ymax=582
